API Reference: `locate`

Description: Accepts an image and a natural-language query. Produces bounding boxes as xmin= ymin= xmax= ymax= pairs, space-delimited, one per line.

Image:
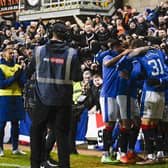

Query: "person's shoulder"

xmin=99 ymin=49 xmax=110 ymax=56
xmin=69 ymin=47 xmax=77 ymax=51
xmin=34 ymin=44 xmax=46 ymax=52
xmin=69 ymin=47 xmax=78 ymax=55
xmin=103 ymin=54 xmax=112 ymax=60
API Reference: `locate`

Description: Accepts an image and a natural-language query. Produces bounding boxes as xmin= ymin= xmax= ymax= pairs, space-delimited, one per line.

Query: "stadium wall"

xmin=124 ymin=0 xmax=166 ymax=11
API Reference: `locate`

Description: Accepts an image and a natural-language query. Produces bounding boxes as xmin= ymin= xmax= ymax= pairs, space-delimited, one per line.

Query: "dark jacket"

xmin=26 ymin=40 xmax=83 ymax=106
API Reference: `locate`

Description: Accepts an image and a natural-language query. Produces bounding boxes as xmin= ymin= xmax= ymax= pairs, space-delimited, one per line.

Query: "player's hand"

xmin=147 ymin=78 xmax=161 ymax=87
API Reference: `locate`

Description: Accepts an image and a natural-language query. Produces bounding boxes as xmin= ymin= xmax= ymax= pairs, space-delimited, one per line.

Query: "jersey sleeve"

xmin=0 ymin=69 xmax=16 ymax=89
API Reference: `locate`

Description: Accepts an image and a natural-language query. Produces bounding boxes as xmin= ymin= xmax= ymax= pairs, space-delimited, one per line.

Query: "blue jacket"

xmin=26 ymin=40 xmax=83 ymax=106
xmin=0 ymin=59 xmax=26 ymax=122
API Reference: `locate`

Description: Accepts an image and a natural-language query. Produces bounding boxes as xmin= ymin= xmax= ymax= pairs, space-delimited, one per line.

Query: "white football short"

xmin=100 ymin=97 xmax=119 ymax=122
xmin=116 ymin=95 xmax=139 ymax=120
xmin=140 ymin=91 xmax=165 ymax=119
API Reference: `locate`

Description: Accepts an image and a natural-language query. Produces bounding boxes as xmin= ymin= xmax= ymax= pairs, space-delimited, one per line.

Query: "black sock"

xmin=155 ymin=123 xmax=164 ymax=151
xmin=103 ymin=128 xmax=113 ymax=152
xmin=161 ymin=122 xmax=168 ymax=151
xmin=118 ymin=127 xmax=128 ymax=153
xmin=142 ymin=124 xmax=156 ymax=154
xmin=128 ymin=126 xmax=139 ymax=151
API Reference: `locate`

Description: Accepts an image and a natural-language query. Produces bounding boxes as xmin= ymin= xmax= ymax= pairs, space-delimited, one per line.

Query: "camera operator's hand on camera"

xmin=147 ymin=78 xmax=161 ymax=87
xmin=14 ymin=68 xmax=22 ymax=80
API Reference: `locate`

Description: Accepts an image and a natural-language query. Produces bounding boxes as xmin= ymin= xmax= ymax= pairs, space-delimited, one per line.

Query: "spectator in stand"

xmin=102 ymin=16 xmax=111 ymax=27
xmin=127 ymin=20 xmax=138 ymax=36
xmin=136 ymin=15 xmax=148 ymax=36
xmin=83 ymin=24 xmax=95 ymax=47
xmin=115 ymin=17 xmax=126 ymax=37
xmin=95 ymin=23 xmax=111 ymax=45
xmin=93 ymin=14 xmax=102 ymax=31
xmin=87 ymin=74 xmax=102 ymax=112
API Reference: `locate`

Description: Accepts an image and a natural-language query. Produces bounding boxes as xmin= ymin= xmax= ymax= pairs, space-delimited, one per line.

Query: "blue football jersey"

xmin=117 ymin=56 xmax=141 ymax=98
xmin=136 ymin=49 xmax=166 ymax=91
xmin=100 ymin=54 xmax=119 ymax=98
xmin=116 ymin=56 xmax=131 ymax=96
xmin=129 ymin=60 xmax=142 ymax=98
xmin=117 ymin=56 xmax=133 ymax=74
xmin=95 ymin=49 xmax=118 ymax=65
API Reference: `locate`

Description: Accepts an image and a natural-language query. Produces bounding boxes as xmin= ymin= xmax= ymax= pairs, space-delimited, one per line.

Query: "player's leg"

xmin=127 ymin=98 xmax=142 ymax=161
xmin=11 ymin=120 xmax=26 ymax=155
xmin=160 ymin=121 xmax=168 ymax=156
xmin=157 ymin=104 xmax=168 ymax=158
xmin=100 ymin=97 xmax=119 ymax=164
xmin=137 ymin=91 xmax=165 ymax=165
xmin=117 ymin=95 xmax=134 ymax=164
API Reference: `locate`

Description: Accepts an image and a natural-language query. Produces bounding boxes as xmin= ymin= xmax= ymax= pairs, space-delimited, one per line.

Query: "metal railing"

xmin=18 ymin=0 xmax=115 ymax=20
xmin=39 ymin=0 xmax=114 ymax=11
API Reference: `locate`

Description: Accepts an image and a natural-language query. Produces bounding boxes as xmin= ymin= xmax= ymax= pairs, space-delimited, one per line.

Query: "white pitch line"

xmin=0 ymin=163 xmax=29 ymax=168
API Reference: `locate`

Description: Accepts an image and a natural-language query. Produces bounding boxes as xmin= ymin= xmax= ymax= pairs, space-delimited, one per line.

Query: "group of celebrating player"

xmin=99 ymin=38 xmax=168 ymax=165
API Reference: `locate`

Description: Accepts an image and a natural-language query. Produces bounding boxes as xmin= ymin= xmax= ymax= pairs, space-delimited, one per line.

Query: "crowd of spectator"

xmin=0 ymin=1 xmax=167 ymax=73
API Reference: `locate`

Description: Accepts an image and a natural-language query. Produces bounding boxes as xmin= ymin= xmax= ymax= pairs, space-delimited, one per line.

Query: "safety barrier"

xmin=41 ymin=0 xmax=114 ymax=9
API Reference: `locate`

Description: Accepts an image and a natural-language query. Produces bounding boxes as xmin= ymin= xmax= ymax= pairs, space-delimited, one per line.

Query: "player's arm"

xmin=104 ymin=49 xmax=132 ymax=67
xmin=128 ymin=46 xmax=154 ymax=58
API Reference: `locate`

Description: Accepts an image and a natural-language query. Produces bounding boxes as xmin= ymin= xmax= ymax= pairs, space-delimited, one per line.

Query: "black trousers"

xmin=45 ymin=129 xmax=56 ymax=160
xmin=44 ymin=109 xmax=79 ymax=158
xmin=30 ymin=100 xmax=72 ymax=168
